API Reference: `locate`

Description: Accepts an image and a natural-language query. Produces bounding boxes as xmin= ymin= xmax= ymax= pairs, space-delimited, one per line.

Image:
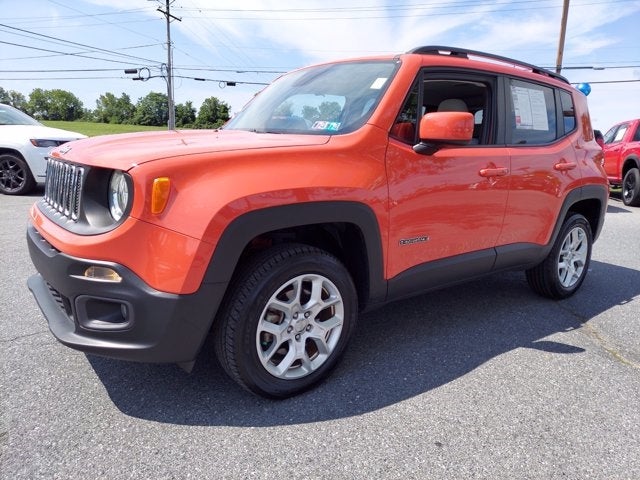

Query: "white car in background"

xmin=0 ymin=103 xmax=86 ymax=195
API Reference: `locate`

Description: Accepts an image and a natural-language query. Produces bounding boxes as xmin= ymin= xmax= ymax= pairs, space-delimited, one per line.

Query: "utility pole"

xmin=157 ymin=0 xmax=181 ymax=130
xmin=555 ymin=0 xmax=570 ymax=74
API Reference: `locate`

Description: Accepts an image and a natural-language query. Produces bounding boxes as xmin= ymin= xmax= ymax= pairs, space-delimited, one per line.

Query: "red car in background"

xmin=603 ymin=118 xmax=640 ymax=206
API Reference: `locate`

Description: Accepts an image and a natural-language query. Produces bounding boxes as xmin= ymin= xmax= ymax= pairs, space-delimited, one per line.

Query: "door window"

xmin=508 ymin=79 xmax=556 ymax=145
xmin=391 ymin=75 xmax=492 ymax=145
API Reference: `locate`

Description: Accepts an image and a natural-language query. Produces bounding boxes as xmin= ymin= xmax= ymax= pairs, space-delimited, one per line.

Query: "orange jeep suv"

xmin=27 ymin=47 xmax=608 ymax=398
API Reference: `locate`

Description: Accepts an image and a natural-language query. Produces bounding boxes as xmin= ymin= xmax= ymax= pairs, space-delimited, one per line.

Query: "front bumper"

xmin=27 ymin=224 xmax=227 ymax=363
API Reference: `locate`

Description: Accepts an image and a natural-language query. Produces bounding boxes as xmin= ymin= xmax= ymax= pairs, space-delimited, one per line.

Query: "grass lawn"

xmin=42 ymin=121 xmax=166 ymax=137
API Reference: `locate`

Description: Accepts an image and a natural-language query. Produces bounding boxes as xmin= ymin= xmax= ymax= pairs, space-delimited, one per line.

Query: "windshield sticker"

xmin=311 ymin=121 xmax=341 ymax=131
xmin=511 ymin=86 xmax=549 ymax=131
xmin=370 ymin=77 xmax=388 ymax=90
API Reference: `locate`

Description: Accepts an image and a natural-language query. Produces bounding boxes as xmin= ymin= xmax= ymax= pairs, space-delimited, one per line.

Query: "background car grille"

xmin=44 ymin=158 xmax=84 ymax=222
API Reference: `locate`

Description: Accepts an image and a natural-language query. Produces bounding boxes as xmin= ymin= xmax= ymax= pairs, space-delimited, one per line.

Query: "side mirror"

xmin=413 ymin=111 xmax=474 ymax=155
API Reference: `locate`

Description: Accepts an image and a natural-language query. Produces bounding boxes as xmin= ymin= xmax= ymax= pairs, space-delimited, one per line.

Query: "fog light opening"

xmin=75 ymin=296 xmax=134 ymax=331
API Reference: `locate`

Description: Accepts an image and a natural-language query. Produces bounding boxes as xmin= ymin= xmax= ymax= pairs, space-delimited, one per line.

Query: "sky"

xmin=1 ymin=0 xmax=639 ymax=132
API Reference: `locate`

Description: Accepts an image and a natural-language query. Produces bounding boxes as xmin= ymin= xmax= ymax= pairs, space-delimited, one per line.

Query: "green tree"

xmin=0 ymin=87 xmax=27 ymax=110
xmin=133 ymin=92 xmax=169 ymax=126
xmin=26 ymin=88 xmax=83 ymax=121
xmin=94 ymin=92 xmax=135 ymax=124
xmin=25 ymin=88 xmax=48 ymax=118
xmin=196 ymin=97 xmax=231 ymax=128
xmin=302 ymin=105 xmax=320 ymax=123
xmin=273 ymin=100 xmax=293 ymax=118
xmin=302 ymin=101 xmax=341 ymax=124
xmin=318 ymin=101 xmax=342 ymax=122
xmin=175 ymin=101 xmax=196 ymax=128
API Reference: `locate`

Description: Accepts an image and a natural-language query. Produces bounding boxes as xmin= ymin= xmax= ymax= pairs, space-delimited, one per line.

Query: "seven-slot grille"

xmin=44 ymin=158 xmax=85 ymax=221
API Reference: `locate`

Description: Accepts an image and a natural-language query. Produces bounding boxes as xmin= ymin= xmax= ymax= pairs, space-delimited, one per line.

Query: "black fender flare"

xmin=493 ymin=184 xmax=608 ymax=271
xmin=201 ymin=201 xmax=388 ymax=307
xmin=555 ymin=184 xmax=609 ymax=243
xmin=622 ymin=155 xmax=640 ymax=176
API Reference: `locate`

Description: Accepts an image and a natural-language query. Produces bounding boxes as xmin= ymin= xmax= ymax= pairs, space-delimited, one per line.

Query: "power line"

xmin=12 ymin=19 xmax=163 ymax=30
xmin=175 ymin=0 xmax=258 ymax=72
xmin=2 ymin=0 xmax=638 ymax=103
xmin=3 ymin=7 xmax=148 ymax=21
xmin=1 ymin=43 xmax=163 ymax=62
xmin=583 ymin=79 xmax=640 ymax=84
xmin=173 ymin=0 xmax=633 ymax=14
xmin=45 ymin=0 xmax=163 ymax=45
xmin=3 ymin=63 xmax=636 ymax=76
xmin=172 ymin=0 xmax=637 ymax=20
xmin=0 ymin=23 xmax=161 ymax=65
xmin=0 ymin=68 xmax=131 ymax=73
xmin=559 ymin=65 xmax=640 ymax=70
xmin=0 ymin=40 xmax=157 ymax=66
xmin=0 ymin=67 xmax=286 ymax=75
xmin=0 ymin=76 xmax=127 ymax=81
xmin=173 ymin=75 xmax=270 ymax=86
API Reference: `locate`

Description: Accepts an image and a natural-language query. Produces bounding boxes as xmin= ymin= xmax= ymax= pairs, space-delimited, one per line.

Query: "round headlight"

xmin=108 ymin=171 xmax=129 ymax=221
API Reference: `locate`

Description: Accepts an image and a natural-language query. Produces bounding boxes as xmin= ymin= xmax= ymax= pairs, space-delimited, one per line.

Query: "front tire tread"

xmin=214 ymin=243 xmax=356 ymax=399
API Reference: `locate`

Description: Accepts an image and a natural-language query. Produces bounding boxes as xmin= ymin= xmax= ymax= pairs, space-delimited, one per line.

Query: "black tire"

xmin=622 ymin=168 xmax=640 ymax=207
xmin=526 ymin=213 xmax=593 ymax=299
xmin=214 ymin=244 xmax=358 ymax=399
xmin=0 ymin=153 xmax=36 ymax=195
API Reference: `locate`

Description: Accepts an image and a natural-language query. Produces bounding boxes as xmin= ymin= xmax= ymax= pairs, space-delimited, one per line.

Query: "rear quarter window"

xmin=560 ymin=90 xmax=576 ymax=134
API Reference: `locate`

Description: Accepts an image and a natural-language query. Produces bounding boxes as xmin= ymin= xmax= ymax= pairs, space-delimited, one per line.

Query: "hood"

xmin=51 ymin=129 xmax=331 ymax=170
xmin=0 ymin=124 xmax=85 ymax=142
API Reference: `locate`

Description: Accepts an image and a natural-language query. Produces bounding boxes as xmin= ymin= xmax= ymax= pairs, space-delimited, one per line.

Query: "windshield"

xmin=0 ymin=104 xmax=41 ymax=126
xmin=224 ymin=60 xmax=399 ymax=135
xmin=603 ymin=123 xmax=628 ymax=144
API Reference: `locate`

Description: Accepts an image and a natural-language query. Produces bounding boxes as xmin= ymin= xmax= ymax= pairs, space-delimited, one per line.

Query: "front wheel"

xmin=214 ymin=244 xmax=357 ymax=398
xmin=622 ymin=168 xmax=640 ymax=206
xmin=526 ymin=213 xmax=593 ymax=299
xmin=0 ymin=154 xmax=36 ymax=195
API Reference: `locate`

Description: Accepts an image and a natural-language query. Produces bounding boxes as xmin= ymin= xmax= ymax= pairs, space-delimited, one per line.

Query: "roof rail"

xmin=407 ymin=46 xmax=569 ymax=84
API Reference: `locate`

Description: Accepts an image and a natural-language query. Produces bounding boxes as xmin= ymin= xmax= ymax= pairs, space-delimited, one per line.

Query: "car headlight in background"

xmin=108 ymin=171 xmax=129 ymax=221
xmin=30 ymin=139 xmax=64 ymax=148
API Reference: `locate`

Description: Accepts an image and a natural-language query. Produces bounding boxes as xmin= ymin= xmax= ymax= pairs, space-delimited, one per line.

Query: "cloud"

xmin=5 ymin=0 xmax=639 ymax=128
xmin=175 ymin=0 xmax=538 ymax=64
xmin=167 ymin=0 xmax=640 ymax=126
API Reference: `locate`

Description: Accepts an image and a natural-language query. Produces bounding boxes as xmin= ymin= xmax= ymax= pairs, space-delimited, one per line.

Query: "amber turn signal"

xmin=151 ymin=177 xmax=171 ymax=214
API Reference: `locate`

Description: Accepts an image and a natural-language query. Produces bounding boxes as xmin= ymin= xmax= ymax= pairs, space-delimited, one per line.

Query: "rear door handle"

xmin=479 ymin=167 xmax=509 ymax=177
xmin=554 ymin=162 xmax=577 ymax=171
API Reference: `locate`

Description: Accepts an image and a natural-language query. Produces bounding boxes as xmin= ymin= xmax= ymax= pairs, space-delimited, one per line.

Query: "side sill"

xmin=387 ymin=249 xmax=496 ymax=303
xmin=387 ymin=242 xmax=552 ymax=304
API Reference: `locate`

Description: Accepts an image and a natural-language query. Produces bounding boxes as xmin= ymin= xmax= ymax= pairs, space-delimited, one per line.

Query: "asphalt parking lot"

xmin=1 ymin=190 xmax=639 ymax=479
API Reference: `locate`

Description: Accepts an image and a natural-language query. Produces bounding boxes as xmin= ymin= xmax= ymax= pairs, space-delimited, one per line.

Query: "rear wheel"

xmin=0 ymin=153 xmax=35 ymax=195
xmin=526 ymin=213 xmax=592 ymax=299
xmin=622 ymin=168 xmax=640 ymax=206
xmin=214 ymin=244 xmax=357 ymax=398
